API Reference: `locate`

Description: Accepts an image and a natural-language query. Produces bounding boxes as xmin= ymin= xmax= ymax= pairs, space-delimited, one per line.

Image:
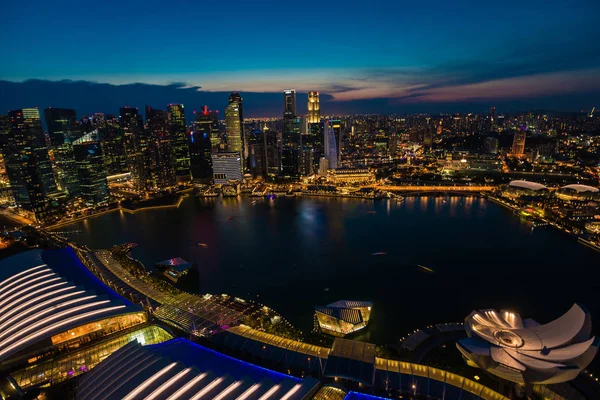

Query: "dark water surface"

xmin=56 ymin=195 xmax=600 ymax=345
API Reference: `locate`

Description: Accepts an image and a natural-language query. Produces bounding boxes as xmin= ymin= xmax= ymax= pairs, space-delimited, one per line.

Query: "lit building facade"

xmin=315 ymin=300 xmax=373 ymax=337
xmin=0 ymin=249 xmax=172 ymax=392
xmin=212 ymin=152 xmax=242 ymax=184
xmin=167 ymin=104 xmax=190 ymax=181
xmin=457 ymin=304 xmax=598 ymax=385
xmin=119 ymin=107 xmax=146 ymax=190
xmin=512 ymin=130 xmax=526 ymax=156
xmin=190 ymin=106 xmax=216 ymax=183
xmin=145 ymin=106 xmax=176 ymax=190
xmin=73 ymin=131 xmax=109 ymax=206
xmin=225 ymin=92 xmax=244 ymax=165
xmin=283 ymin=89 xmax=297 ymax=118
xmin=326 ymin=168 xmax=375 ymax=185
xmin=307 ymin=91 xmax=320 ymax=124
xmin=44 ymin=107 xmax=81 ymax=195
xmin=2 ymin=108 xmax=56 ymax=221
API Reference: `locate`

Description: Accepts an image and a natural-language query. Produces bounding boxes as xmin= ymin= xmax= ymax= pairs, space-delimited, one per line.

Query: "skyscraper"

xmin=283 ymin=89 xmax=296 ymax=118
xmin=282 ymin=90 xmax=301 ymax=176
xmin=2 ymin=108 xmax=56 ymax=221
xmin=146 ymin=106 xmax=176 ymax=189
xmin=512 ymin=129 xmax=526 ymax=157
xmin=307 ymin=91 xmax=320 ymax=124
xmin=73 ymin=131 xmax=109 ymax=206
xmin=196 ymin=106 xmax=220 ymax=149
xmin=190 ymin=107 xmax=216 ymax=183
xmin=212 ymin=152 xmax=242 ymax=184
xmin=119 ymin=107 xmax=146 ymax=189
xmin=167 ymin=104 xmax=190 ymax=180
xmin=324 ymin=120 xmax=338 ymax=169
xmin=225 ymin=92 xmax=244 ymax=166
xmin=44 ymin=108 xmax=81 ymax=195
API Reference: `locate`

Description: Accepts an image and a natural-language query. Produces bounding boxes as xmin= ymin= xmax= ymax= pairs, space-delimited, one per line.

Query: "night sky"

xmin=2 ymin=0 xmax=600 ymax=118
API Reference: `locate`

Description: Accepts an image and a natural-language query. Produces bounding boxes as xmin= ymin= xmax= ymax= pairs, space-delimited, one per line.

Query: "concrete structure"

xmin=315 ymin=300 xmax=373 ymax=337
xmin=457 ymin=304 xmax=599 ymax=385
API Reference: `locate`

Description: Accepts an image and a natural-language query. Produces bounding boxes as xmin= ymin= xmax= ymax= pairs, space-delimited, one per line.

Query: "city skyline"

xmin=2 ymin=1 xmax=600 ymax=117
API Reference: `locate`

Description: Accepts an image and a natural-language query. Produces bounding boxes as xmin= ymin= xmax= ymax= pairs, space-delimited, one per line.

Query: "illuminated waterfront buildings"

xmin=307 ymin=91 xmax=320 ymax=124
xmin=324 ymin=120 xmax=339 ymax=169
xmin=44 ymin=107 xmax=81 ymax=195
xmin=167 ymin=104 xmax=190 ymax=181
xmin=119 ymin=107 xmax=146 ymax=190
xmin=225 ymin=92 xmax=244 ymax=165
xmin=315 ymin=300 xmax=373 ymax=337
xmin=212 ymin=152 xmax=242 ymax=184
xmin=457 ymin=304 xmax=598 ymax=385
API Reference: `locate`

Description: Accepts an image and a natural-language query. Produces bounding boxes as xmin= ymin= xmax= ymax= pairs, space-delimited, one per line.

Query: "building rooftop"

xmin=0 ymin=248 xmax=142 ymax=363
xmin=76 ymin=338 xmax=319 ymax=400
xmin=561 ymin=184 xmax=599 ymax=193
xmin=509 ymin=180 xmax=548 ymax=191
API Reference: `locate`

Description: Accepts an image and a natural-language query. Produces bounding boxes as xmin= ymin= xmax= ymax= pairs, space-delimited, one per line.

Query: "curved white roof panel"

xmin=457 ymin=304 xmax=599 ymax=385
xmin=509 ymin=180 xmax=547 ymax=191
xmin=561 ymin=184 xmax=599 ymax=193
xmin=76 ymin=338 xmax=320 ymax=400
xmin=0 ymin=249 xmax=142 ymax=363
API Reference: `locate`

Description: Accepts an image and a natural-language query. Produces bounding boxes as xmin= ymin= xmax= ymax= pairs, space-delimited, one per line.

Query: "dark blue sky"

xmin=2 ymin=0 xmax=600 ymax=117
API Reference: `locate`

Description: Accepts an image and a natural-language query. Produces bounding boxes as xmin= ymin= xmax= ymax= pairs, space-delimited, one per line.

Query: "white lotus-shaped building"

xmin=456 ymin=304 xmax=599 ymax=385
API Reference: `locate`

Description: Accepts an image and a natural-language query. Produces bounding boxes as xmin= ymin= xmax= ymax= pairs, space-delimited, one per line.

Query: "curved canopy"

xmin=509 ymin=180 xmax=547 ymax=191
xmin=561 ymin=184 xmax=599 ymax=193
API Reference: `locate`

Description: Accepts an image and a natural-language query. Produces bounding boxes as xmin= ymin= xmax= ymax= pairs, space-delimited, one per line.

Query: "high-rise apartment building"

xmin=307 ymin=91 xmax=320 ymax=124
xmin=167 ymin=104 xmax=190 ymax=180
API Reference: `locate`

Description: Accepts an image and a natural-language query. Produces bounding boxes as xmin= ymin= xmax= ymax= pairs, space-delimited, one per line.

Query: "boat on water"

xmin=372 ymin=252 xmax=387 ymax=256
xmin=285 ymin=191 xmax=295 ymax=198
xmin=324 ymin=287 xmax=330 ymax=292
xmin=418 ymin=264 xmax=434 ymax=274
xmin=198 ymin=243 xmax=208 ymax=248
xmin=367 ymin=211 xmax=377 ymax=215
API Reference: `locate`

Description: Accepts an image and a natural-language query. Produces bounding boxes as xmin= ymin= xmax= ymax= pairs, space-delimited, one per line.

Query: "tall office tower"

xmin=189 ymin=108 xmax=216 ymax=183
xmin=247 ymin=129 xmax=267 ymax=178
xmin=73 ymin=131 xmax=109 ymax=206
xmin=283 ymin=89 xmax=297 ymax=118
xmin=2 ymin=108 xmax=56 ymax=221
xmin=328 ymin=119 xmax=343 ymax=165
xmin=98 ymin=118 xmax=127 ymax=176
xmin=195 ymin=106 xmax=220 ymax=149
xmin=212 ymin=152 xmax=242 ymax=184
xmin=307 ymin=92 xmax=320 ymax=124
xmin=44 ymin=108 xmax=81 ymax=195
xmin=225 ymin=93 xmax=244 ymax=164
xmin=167 ymin=104 xmax=190 ymax=181
xmin=146 ymin=106 xmax=176 ymax=189
xmin=119 ymin=107 xmax=146 ymax=189
xmin=484 ymin=136 xmax=499 ymax=155
xmin=318 ymin=157 xmax=329 ymax=175
xmin=323 ymin=120 xmax=338 ymax=169
xmin=512 ymin=129 xmax=527 ymax=157
xmin=265 ymin=129 xmax=280 ymax=176
xmin=490 ymin=107 xmax=496 ymax=126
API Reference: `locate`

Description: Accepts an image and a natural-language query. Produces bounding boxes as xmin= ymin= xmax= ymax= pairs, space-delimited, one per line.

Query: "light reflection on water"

xmin=56 ymin=195 xmax=600 ymax=345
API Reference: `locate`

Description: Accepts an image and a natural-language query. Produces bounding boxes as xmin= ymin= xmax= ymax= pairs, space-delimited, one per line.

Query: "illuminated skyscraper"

xmin=119 ymin=107 xmax=146 ymax=189
xmin=323 ymin=120 xmax=338 ymax=169
xmin=167 ymin=104 xmax=190 ymax=180
xmin=307 ymin=91 xmax=320 ymax=124
xmin=2 ymin=108 xmax=56 ymax=221
xmin=190 ymin=106 xmax=217 ymax=182
xmin=283 ymin=89 xmax=296 ymax=118
xmin=146 ymin=106 xmax=176 ymax=189
xmin=195 ymin=106 xmax=220 ymax=149
xmin=512 ymin=129 xmax=526 ymax=157
xmin=73 ymin=131 xmax=109 ymax=206
xmin=44 ymin=107 xmax=81 ymax=195
xmin=225 ymin=92 xmax=244 ymax=165
xmin=212 ymin=152 xmax=242 ymax=184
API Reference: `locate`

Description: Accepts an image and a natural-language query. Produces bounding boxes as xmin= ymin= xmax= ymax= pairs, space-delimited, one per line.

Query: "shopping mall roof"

xmin=0 ymin=248 xmax=142 ymax=363
xmin=560 ymin=184 xmax=599 ymax=193
xmin=508 ymin=180 xmax=548 ymax=191
xmin=76 ymin=338 xmax=320 ymax=400
xmin=323 ymin=339 xmax=376 ymax=386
